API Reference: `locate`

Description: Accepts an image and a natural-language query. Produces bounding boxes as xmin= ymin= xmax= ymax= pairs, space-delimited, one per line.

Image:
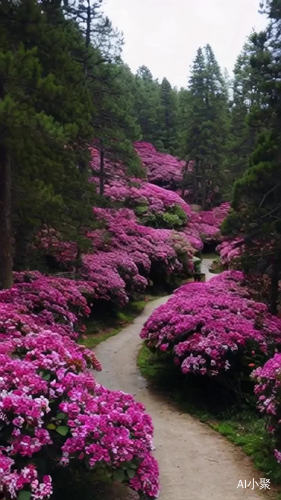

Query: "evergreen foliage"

xmin=225 ymin=44 xmax=258 ymax=188
xmin=134 ymin=65 xmax=164 ymax=149
xmin=0 ymin=0 xmax=96 ymax=287
xmin=0 ymin=0 xmax=141 ymax=285
xmin=90 ymin=62 xmax=142 ymax=195
xmin=182 ymin=45 xmax=229 ymax=209
xmin=159 ymin=77 xmax=178 ymax=154
xmin=223 ymin=0 xmax=281 ymax=313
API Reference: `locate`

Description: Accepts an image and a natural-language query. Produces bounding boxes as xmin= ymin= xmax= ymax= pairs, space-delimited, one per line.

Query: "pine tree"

xmin=134 ymin=66 xmax=164 ymax=149
xmin=183 ymin=45 xmax=229 ymax=208
xmin=226 ymin=44 xmax=258 ymax=189
xmin=0 ymin=0 xmax=95 ymax=286
xmin=223 ymin=0 xmax=281 ymax=312
xmin=176 ymin=87 xmax=191 ymax=158
xmin=159 ymin=77 xmax=178 ymax=154
xmin=61 ymin=0 xmax=123 ymax=61
xmin=89 ymin=62 xmax=142 ymax=195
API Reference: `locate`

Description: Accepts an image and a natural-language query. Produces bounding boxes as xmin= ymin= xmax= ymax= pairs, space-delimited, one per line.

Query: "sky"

xmin=103 ymin=0 xmax=268 ymax=88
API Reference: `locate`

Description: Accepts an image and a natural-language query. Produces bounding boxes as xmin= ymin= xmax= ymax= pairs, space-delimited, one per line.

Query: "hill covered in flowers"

xmin=35 ymin=142 xmax=230 ymax=308
xmin=0 ymin=140 xmax=232 ymax=499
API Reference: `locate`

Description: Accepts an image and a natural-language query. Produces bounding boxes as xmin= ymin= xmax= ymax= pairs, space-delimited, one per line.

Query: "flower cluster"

xmin=0 ymin=457 xmax=53 ymax=500
xmin=0 ymin=273 xmax=92 ymax=340
xmin=35 ymin=143 xmax=231 ymax=313
xmin=141 ymin=271 xmax=281 ymax=378
xmin=86 ymin=207 xmax=195 ymax=294
xmin=89 ymin=145 xmax=229 ymax=251
xmin=82 ymin=249 xmax=148 ymax=306
xmin=0 ymin=274 xmax=159 ymax=498
xmin=134 ymin=141 xmax=185 ymax=189
xmin=89 ymin=146 xmax=191 ymax=227
xmin=104 ymin=180 xmax=191 ymax=229
xmin=217 ymin=238 xmax=244 ymax=267
xmin=189 ymin=203 xmax=230 ymax=244
xmin=33 ymin=227 xmax=78 ymax=265
xmin=252 ymin=354 xmax=281 ymax=464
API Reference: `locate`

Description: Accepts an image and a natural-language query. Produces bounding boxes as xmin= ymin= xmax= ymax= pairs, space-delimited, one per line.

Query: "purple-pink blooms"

xmin=141 ymin=271 xmax=281 ymax=378
xmin=1 ymin=272 xmax=92 ymax=340
xmin=0 ymin=273 xmax=159 ymax=499
xmin=90 ymin=143 xmax=229 ymax=250
xmin=189 ymin=203 xmax=230 ymax=244
xmin=252 ymin=354 xmax=281 ymax=465
xmin=85 ymin=207 xmax=196 ymax=295
xmin=134 ymin=141 xmax=185 ymax=189
xmin=217 ymin=238 xmax=244 ymax=267
xmin=35 ymin=143 xmax=231 ymax=308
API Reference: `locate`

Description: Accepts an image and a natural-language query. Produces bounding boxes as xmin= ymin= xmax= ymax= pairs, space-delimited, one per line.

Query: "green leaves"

xmin=56 ymin=412 xmax=67 ymax=420
xmin=112 ymin=462 xmax=138 ymax=483
xmin=47 ymin=423 xmax=56 ymax=430
xmin=56 ymin=425 xmax=70 ymax=436
xmin=18 ymin=491 xmax=31 ymax=500
xmin=47 ymin=413 xmax=68 ymax=432
xmin=113 ymin=469 xmax=126 ymax=482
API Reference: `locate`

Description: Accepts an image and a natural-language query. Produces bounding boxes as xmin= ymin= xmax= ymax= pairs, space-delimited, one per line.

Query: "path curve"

xmin=95 ymin=259 xmax=273 ymax=500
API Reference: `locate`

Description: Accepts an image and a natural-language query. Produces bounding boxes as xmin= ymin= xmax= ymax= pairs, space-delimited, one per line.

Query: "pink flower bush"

xmin=0 ymin=273 xmax=92 ymax=340
xmin=0 ymin=457 xmax=53 ymax=500
xmin=217 ymin=238 xmax=245 ymax=267
xmin=252 ymin=354 xmax=281 ymax=464
xmin=0 ymin=331 xmax=158 ymax=498
xmin=34 ymin=143 xmax=231 ymax=318
xmin=103 ymin=180 xmax=190 ymax=229
xmin=141 ymin=271 xmax=281 ymax=379
xmin=90 ymin=145 xmax=229 ymax=247
xmin=33 ymin=227 xmax=78 ymax=265
xmin=134 ymin=141 xmax=185 ymax=189
xmin=90 ymin=146 xmax=192 ymax=230
xmin=189 ymin=203 xmax=230 ymax=244
xmin=82 ymin=249 xmax=148 ymax=306
xmin=33 ymin=209 xmax=195 ymax=308
xmin=36 ymin=144 xmax=231 ymax=307
xmin=86 ymin=207 xmax=195 ymax=287
xmin=0 ymin=273 xmax=159 ymax=498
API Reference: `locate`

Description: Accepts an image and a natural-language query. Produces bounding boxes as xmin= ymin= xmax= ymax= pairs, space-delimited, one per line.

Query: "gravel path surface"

xmin=95 ymin=259 xmax=275 ymax=500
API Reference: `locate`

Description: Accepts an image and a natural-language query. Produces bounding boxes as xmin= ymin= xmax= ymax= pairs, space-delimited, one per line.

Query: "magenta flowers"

xmin=253 ymin=354 xmax=281 ymax=464
xmin=0 ymin=273 xmax=159 ymax=499
xmin=134 ymin=141 xmax=185 ymax=189
xmin=141 ymin=271 xmax=281 ymax=378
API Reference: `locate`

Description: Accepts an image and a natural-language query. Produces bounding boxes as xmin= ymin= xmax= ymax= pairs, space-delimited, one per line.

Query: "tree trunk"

xmin=99 ymin=145 xmax=105 ymax=196
xmin=200 ymin=165 xmax=207 ymax=210
xmin=83 ymin=0 xmax=91 ymax=77
xmin=193 ymin=159 xmax=199 ymax=204
xmin=270 ymin=248 xmax=281 ymax=315
xmin=0 ymin=145 xmax=13 ymax=289
xmin=74 ymin=246 xmax=81 ymax=279
xmin=181 ymin=164 xmax=187 ymax=199
xmin=86 ymin=0 xmax=91 ymax=48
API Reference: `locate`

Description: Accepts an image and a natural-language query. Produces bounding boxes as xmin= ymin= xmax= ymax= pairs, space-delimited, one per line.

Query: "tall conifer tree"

xmin=224 ymin=0 xmax=281 ymax=312
xmin=159 ymin=78 xmax=178 ymax=154
xmin=0 ymin=0 xmax=94 ymax=285
xmin=184 ymin=45 xmax=229 ymax=208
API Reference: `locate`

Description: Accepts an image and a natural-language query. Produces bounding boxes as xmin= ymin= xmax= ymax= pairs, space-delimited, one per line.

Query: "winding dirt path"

xmin=95 ymin=260 xmax=274 ymax=500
